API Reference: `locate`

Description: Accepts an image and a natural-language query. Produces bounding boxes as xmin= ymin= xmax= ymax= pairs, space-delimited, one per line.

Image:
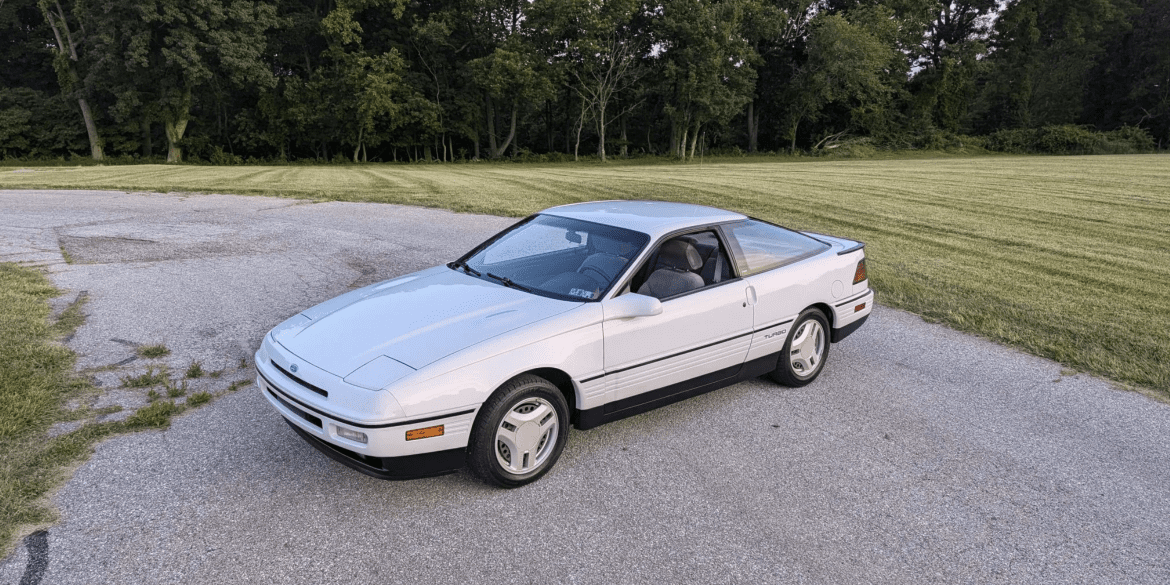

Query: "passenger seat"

xmin=636 ymin=240 xmax=705 ymax=299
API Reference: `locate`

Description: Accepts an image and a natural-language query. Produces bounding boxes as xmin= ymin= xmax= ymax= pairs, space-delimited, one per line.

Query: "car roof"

xmin=540 ymin=200 xmax=747 ymax=239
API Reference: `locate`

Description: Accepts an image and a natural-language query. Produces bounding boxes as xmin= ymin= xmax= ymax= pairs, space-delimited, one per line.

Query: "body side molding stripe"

xmin=580 ymin=318 xmax=795 ymax=384
xmin=834 ymin=290 xmax=872 ymax=307
xmin=260 ymin=371 xmax=474 ymax=429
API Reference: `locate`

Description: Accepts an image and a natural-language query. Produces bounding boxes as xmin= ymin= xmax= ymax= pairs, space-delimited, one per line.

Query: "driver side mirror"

xmin=603 ymin=293 xmax=663 ymax=321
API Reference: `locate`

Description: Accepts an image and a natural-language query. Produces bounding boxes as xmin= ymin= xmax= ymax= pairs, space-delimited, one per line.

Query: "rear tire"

xmin=467 ymin=374 xmax=569 ymax=488
xmin=769 ymin=308 xmax=830 ymax=387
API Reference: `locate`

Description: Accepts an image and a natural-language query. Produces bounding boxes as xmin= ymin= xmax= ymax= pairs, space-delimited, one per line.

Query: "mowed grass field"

xmin=3 ymin=155 xmax=1168 ymax=396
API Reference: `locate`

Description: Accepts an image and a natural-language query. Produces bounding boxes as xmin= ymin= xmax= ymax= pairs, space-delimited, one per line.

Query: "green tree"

xmin=471 ymin=41 xmax=555 ymax=158
xmin=782 ymin=12 xmax=895 ymax=152
xmin=657 ymin=0 xmax=758 ymax=159
xmin=37 ymin=0 xmax=103 ymax=159
xmin=79 ymin=0 xmax=280 ymax=161
xmin=976 ymin=0 xmax=1134 ymax=130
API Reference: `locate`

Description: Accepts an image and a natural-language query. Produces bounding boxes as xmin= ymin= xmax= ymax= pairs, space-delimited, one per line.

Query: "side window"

xmin=724 ymin=220 xmax=829 ymax=276
xmin=631 ymin=230 xmax=734 ymax=300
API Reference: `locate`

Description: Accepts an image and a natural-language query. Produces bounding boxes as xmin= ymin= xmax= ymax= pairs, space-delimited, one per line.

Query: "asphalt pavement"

xmin=1 ymin=189 xmax=1168 ymax=584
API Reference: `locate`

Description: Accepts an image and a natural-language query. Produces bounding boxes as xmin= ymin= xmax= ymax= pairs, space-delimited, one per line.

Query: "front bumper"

xmin=255 ymin=342 xmax=477 ymax=469
xmin=283 ymin=420 xmax=465 ymax=480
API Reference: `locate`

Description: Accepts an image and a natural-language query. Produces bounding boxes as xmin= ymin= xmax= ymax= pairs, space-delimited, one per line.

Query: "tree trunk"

xmin=474 ymin=132 xmax=480 ymax=160
xmin=678 ymin=126 xmax=688 ymax=161
xmin=362 ymin=143 xmax=367 ymax=162
xmin=165 ymin=112 xmax=189 ymax=163
xmin=486 ymin=94 xmax=498 ymax=157
xmin=141 ymin=118 xmax=152 ymax=158
xmin=670 ymin=121 xmax=678 ymax=157
xmin=747 ymin=101 xmax=758 ymax=153
xmin=77 ymin=98 xmax=102 ymax=160
xmin=620 ymin=116 xmax=628 ymax=158
xmin=546 ymin=99 xmax=553 ymax=153
xmin=353 ymin=126 xmax=363 ymax=162
xmin=493 ymin=100 xmax=517 ymax=158
xmin=424 ymin=144 xmax=432 ymax=161
xmin=597 ymin=105 xmax=607 ymax=162
xmin=574 ymin=103 xmax=588 ymax=162
xmin=689 ymin=122 xmax=700 ymax=160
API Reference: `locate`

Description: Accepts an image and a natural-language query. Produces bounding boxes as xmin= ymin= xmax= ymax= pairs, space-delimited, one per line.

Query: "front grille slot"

xmin=266 ymin=387 xmax=322 ymax=428
xmin=271 ymin=360 xmax=328 ymax=397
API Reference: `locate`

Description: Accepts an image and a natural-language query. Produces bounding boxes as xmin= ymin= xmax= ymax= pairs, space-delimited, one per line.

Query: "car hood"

xmin=277 ymin=267 xmax=580 ymax=376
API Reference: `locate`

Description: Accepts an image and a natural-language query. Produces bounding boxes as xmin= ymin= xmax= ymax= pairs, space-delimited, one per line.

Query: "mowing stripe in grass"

xmin=2 ymin=154 xmax=1168 ymax=395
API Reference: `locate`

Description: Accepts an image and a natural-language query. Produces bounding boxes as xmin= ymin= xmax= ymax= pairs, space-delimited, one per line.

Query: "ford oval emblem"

xmin=289 ymin=363 xmax=298 ymax=373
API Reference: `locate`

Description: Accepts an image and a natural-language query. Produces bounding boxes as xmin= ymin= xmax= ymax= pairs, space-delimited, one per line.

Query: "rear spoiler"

xmin=801 ymin=232 xmax=866 ymax=256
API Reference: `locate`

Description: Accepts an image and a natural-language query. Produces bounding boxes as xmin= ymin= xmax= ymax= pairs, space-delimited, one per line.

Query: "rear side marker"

xmin=855 ymin=302 xmax=866 ymax=312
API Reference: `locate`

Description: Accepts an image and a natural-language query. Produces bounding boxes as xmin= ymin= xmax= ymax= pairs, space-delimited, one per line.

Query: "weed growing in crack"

xmin=187 ymin=392 xmax=212 ymax=406
xmin=138 ymin=344 xmax=170 ymax=359
xmin=122 ymin=366 xmax=169 ymax=388
xmin=166 ymin=379 xmax=188 ymax=398
xmin=185 ymin=361 xmax=204 ymax=379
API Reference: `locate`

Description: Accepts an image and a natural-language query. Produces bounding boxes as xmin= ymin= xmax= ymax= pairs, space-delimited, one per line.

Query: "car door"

xmin=722 ymin=220 xmax=833 ymax=362
xmin=600 ymin=230 xmax=753 ymax=413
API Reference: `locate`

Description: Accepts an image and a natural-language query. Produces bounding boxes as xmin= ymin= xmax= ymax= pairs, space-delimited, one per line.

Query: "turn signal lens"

xmin=406 ymin=425 xmax=444 ymax=441
xmin=855 ymin=303 xmax=866 ymax=312
xmin=853 ymin=259 xmax=867 ymax=284
xmin=336 ymin=426 xmax=368 ymax=444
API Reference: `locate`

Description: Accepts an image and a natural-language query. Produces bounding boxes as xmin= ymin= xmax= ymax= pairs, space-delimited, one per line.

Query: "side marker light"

xmin=406 ymin=425 xmax=444 ymax=441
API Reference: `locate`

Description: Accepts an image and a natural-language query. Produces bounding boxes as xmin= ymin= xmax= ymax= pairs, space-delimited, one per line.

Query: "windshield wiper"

xmin=450 ymin=260 xmax=481 ymax=277
xmin=486 ymin=272 xmax=533 ymax=293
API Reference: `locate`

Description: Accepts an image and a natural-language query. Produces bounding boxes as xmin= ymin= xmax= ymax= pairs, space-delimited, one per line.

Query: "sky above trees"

xmin=1 ymin=0 xmax=1167 ymax=162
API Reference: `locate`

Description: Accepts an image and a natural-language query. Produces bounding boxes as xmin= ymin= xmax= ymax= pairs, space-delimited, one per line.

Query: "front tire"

xmin=468 ymin=374 xmax=569 ymax=488
xmin=769 ymin=308 xmax=830 ymax=387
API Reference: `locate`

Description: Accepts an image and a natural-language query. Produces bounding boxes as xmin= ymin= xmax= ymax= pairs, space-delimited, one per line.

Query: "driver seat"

xmin=637 ymin=240 xmax=705 ymax=299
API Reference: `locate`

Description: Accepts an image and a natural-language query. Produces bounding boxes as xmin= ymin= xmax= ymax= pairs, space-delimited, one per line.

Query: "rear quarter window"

xmin=724 ymin=220 xmax=830 ymax=276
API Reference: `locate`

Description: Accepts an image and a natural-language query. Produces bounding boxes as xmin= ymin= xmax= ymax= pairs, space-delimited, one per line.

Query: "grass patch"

xmin=121 ymin=366 xmax=169 ymax=388
xmin=2 ymin=156 xmax=1168 ymax=396
xmin=166 ymin=381 xmax=187 ymax=398
xmin=185 ymin=361 xmax=204 ymax=379
xmin=137 ymin=344 xmax=170 ymax=358
xmin=51 ymin=291 xmax=86 ymax=338
xmin=0 ymin=264 xmax=250 ymax=555
xmin=187 ymin=392 xmax=212 ymax=407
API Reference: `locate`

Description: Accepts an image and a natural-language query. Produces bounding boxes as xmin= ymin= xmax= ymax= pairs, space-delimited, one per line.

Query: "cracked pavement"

xmin=1 ymin=189 xmax=1169 ymax=584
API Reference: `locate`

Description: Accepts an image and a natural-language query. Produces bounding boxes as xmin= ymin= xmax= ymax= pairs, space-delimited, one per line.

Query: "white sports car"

xmin=256 ymin=201 xmax=872 ymax=487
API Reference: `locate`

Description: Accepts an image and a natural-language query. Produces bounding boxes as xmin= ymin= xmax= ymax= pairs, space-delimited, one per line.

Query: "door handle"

xmin=745 ymin=285 xmax=757 ymax=306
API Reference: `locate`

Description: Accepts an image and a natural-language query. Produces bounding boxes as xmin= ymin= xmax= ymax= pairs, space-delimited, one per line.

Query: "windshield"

xmin=456 ymin=215 xmax=649 ymax=302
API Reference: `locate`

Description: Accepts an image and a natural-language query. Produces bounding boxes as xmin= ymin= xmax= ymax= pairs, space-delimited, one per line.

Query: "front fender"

xmin=387 ymin=304 xmax=605 ymax=418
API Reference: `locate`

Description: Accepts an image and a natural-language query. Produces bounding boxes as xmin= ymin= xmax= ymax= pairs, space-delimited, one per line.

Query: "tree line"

xmin=1 ymin=0 xmax=1167 ymax=163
